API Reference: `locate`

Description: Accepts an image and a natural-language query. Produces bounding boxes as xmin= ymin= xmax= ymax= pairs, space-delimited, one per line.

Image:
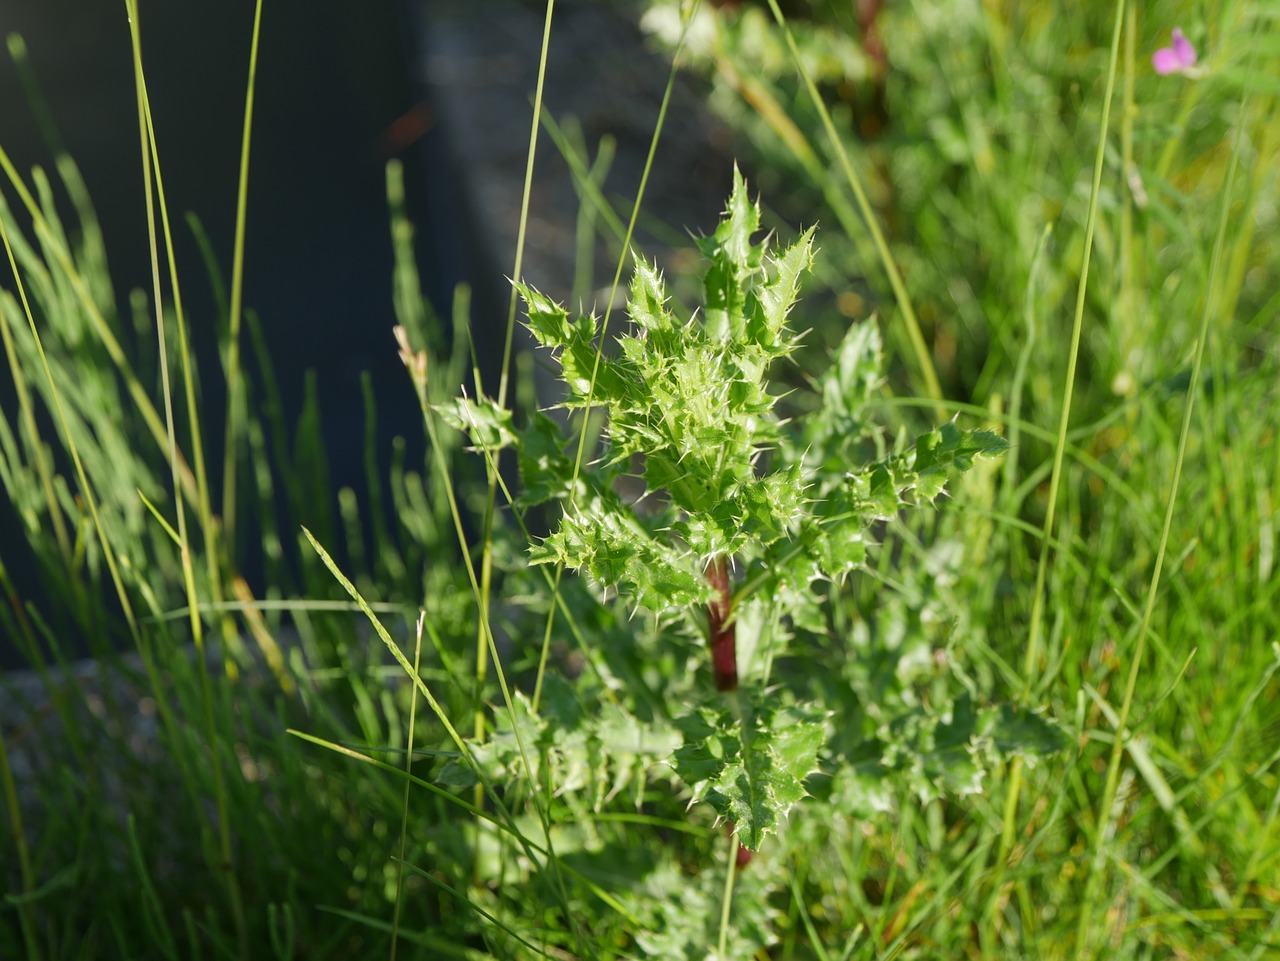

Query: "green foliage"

xmin=10 ymin=0 xmax=1278 ymax=957
xmin=639 ymin=3 xmax=1280 ymax=958
xmin=445 ymin=172 xmax=1051 ymax=863
xmin=437 ymin=674 xmax=680 ymax=813
xmin=623 ymin=859 xmax=782 ymax=960
xmin=502 ymin=171 xmax=1008 ymax=606
xmin=672 ymin=693 xmax=826 ymax=851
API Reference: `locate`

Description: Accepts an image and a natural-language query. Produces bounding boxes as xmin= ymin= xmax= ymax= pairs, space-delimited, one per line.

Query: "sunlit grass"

xmin=2 ymin=0 xmax=1279 ymax=958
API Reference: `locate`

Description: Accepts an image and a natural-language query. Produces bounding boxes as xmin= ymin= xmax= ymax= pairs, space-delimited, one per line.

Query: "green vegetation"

xmin=2 ymin=1 xmax=1278 ymax=959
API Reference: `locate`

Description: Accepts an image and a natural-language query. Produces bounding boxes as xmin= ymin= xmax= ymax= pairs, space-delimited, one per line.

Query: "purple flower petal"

xmin=1153 ymin=27 xmax=1197 ymax=75
xmin=1171 ymin=29 xmax=1197 ymax=64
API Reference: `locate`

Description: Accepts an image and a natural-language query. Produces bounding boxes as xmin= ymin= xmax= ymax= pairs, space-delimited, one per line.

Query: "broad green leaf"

xmin=922 ymin=692 xmax=984 ymax=796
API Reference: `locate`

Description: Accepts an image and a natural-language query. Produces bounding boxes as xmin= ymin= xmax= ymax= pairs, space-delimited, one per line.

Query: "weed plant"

xmin=1 ymin=1 xmax=1278 ymax=959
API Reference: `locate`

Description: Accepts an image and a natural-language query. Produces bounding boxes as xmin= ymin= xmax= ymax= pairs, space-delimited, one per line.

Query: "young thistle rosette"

xmin=519 ymin=168 xmax=813 ymax=595
xmin=445 ymin=170 xmax=1032 ymax=852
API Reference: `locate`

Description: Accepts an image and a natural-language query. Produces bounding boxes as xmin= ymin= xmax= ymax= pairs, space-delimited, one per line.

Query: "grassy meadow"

xmin=2 ymin=0 xmax=1278 ymax=959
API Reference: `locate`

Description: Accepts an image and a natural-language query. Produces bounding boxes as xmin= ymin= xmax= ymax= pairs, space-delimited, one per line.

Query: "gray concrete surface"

xmin=416 ymin=0 xmax=736 ymax=317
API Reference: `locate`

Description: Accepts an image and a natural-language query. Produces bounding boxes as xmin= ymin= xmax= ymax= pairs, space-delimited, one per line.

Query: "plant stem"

xmin=706 ymin=556 xmax=738 ymax=692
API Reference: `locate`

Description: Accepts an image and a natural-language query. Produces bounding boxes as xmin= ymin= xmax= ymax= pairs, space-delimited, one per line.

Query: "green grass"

xmin=3 ymin=0 xmax=1280 ymax=959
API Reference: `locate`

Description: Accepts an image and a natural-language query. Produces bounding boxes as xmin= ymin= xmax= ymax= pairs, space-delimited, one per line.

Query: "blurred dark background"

xmin=0 ymin=0 xmax=474 ymax=666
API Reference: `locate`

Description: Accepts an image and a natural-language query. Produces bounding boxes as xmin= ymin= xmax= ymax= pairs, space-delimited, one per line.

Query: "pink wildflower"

xmin=1153 ymin=28 xmax=1197 ymax=75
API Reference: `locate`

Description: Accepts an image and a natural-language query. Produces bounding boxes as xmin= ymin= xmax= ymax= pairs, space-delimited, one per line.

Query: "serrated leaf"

xmin=814 ymin=523 xmax=868 ymax=579
xmin=435 ymin=396 xmax=517 ymax=451
xmin=516 ymin=412 xmax=576 ymax=507
xmin=627 ymin=256 xmax=672 ymax=331
xmin=913 ymin=421 xmax=1010 ymax=501
xmin=711 ymin=164 xmax=763 ymax=277
xmin=700 ymin=166 xmax=763 ymax=341
xmin=750 ymin=226 xmax=815 ymax=351
xmin=517 ymin=281 xmax=574 ymax=347
xmin=822 ymin=319 xmax=882 ymax=422
xmin=980 ymin=704 xmax=1071 ymax=761
xmin=922 ymin=693 xmax=985 ymax=796
xmin=533 ymin=502 xmax=712 ymax=609
xmin=672 ymin=695 xmax=826 ymax=851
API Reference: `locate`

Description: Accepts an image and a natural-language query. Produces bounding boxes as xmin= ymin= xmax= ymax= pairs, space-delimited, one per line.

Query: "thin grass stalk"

xmin=124 ymin=4 xmax=247 ymax=954
xmin=763 ymin=0 xmax=944 ymax=419
xmin=499 ymin=1 xmax=555 ymax=413
xmin=1214 ymin=105 xmax=1278 ymax=337
xmin=1075 ymin=76 xmax=1253 ymax=961
xmin=389 ymin=612 xmax=427 ymax=961
xmin=392 ymin=339 xmax=587 ymax=954
xmin=127 ymin=7 xmax=234 ymax=660
xmin=997 ymin=0 xmax=1126 ymax=899
xmin=536 ymin=0 xmax=699 ymax=713
xmin=999 ymin=223 xmax=1052 ymax=585
xmin=220 ymin=0 xmax=265 ymax=558
xmin=717 ymin=835 xmax=742 ymax=957
xmin=469 ymin=0 xmax=557 ymax=783
xmin=124 ymin=0 xmax=203 ymax=654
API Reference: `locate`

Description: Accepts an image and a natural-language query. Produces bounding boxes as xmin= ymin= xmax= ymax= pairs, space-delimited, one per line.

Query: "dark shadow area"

xmin=0 ymin=1 xmax=477 ymax=667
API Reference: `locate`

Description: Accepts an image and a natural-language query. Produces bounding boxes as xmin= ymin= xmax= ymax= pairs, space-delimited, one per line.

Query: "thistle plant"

xmin=445 ymin=169 xmax=1063 ymax=855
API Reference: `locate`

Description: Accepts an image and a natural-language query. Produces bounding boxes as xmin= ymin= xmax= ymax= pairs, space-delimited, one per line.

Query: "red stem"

xmin=707 ymin=559 xmax=752 ymax=864
xmin=705 ymin=556 xmax=738 ymax=692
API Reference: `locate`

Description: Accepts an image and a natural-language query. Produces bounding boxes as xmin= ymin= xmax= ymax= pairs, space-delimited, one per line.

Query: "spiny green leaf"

xmin=627 ymin=256 xmax=672 ymax=332
xmin=672 ymin=694 xmax=827 ymax=851
xmin=822 ymin=319 xmax=882 ymax=423
xmin=749 ymin=226 xmax=816 ymax=352
xmin=515 ymin=412 xmax=577 ymax=507
xmin=531 ymin=500 xmax=712 ymax=610
xmin=517 ymin=280 xmax=575 ymax=348
xmin=434 ymin=395 xmax=517 ymax=451
xmin=913 ymin=421 xmax=1010 ymax=501
xmin=700 ymin=166 xmax=764 ymax=341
